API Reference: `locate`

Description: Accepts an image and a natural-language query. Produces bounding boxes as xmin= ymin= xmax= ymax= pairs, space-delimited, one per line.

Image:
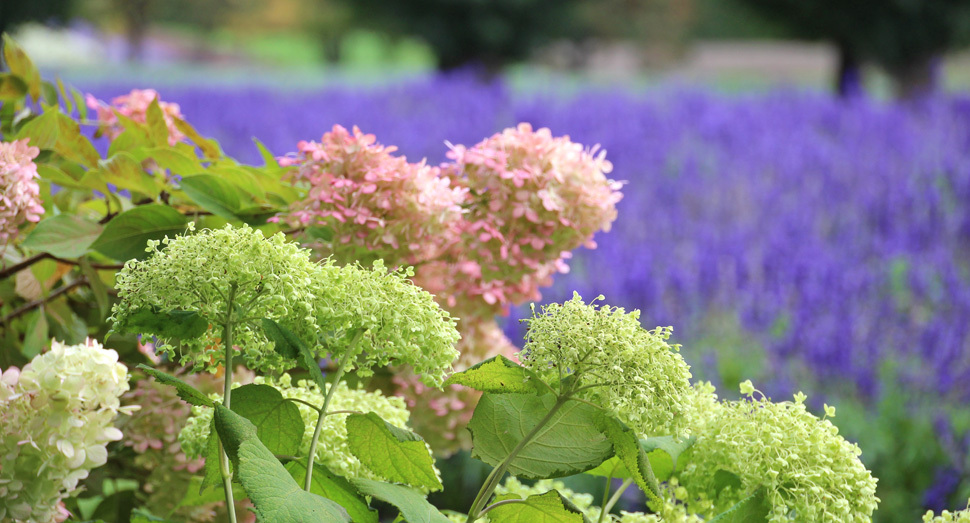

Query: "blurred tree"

xmin=331 ymin=0 xmax=584 ymax=72
xmin=0 ymin=0 xmax=72 ymax=68
xmin=574 ymin=0 xmax=694 ymax=67
xmin=731 ymin=0 xmax=970 ymax=98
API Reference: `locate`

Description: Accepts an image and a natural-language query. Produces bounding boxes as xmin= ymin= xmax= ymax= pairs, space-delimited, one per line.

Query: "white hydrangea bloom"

xmin=0 ymin=339 xmax=135 ymax=523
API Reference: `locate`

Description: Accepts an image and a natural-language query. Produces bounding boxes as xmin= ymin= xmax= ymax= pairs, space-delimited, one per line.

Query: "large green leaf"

xmin=468 ymin=394 xmax=613 ymax=479
xmin=91 ymin=204 xmax=187 ymax=261
xmin=231 ymin=384 xmax=304 ymax=457
xmin=595 ymin=415 xmax=660 ymax=501
xmin=114 ymin=307 xmax=209 ymax=341
xmin=346 ymin=412 xmax=442 ymax=492
xmin=489 ymin=490 xmax=591 ymax=523
xmin=136 ymin=364 xmax=213 ymax=408
xmin=350 ymin=478 xmax=452 ymax=523
xmin=213 ymin=404 xmax=350 ymax=522
xmin=179 ymin=174 xmax=246 ymax=220
xmin=199 ymin=418 xmax=223 ymax=494
xmin=15 ymin=110 xmax=59 ymax=149
xmin=709 ymin=487 xmax=769 ymax=523
xmin=55 ymin=112 xmax=101 ymax=168
xmin=284 ymin=460 xmax=378 ymax=523
xmin=173 ymin=117 xmax=221 ymax=159
xmin=92 ymin=152 xmax=160 ymax=198
xmin=145 ymin=98 xmax=170 ymax=146
xmin=584 ymin=435 xmax=695 ymax=483
xmin=20 ymin=215 xmax=102 ymax=258
xmin=444 ymin=355 xmax=546 ymax=394
xmin=145 ymin=146 xmax=204 ymax=175
xmin=0 ymin=73 xmax=27 ymax=101
xmin=2 ymin=34 xmax=41 ymax=100
xmin=263 ymin=318 xmax=327 ymax=391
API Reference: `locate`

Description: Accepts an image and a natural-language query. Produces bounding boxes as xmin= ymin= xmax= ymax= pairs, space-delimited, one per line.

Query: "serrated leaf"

xmin=285 ymin=460 xmax=379 ymax=523
xmin=15 ymin=110 xmax=59 ymax=149
xmin=200 ymin=417 xmax=223 ymax=494
xmin=468 ymin=394 xmax=613 ymax=479
xmin=3 ymin=34 xmax=41 ymax=100
xmin=489 ymin=490 xmax=590 ymax=523
xmin=91 ymin=204 xmax=187 ymax=261
xmin=262 ymin=318 xmax=327 ymax=391
xmin=145 ymin=98 xmax=169 ymax=146
xmin=346 ymin=412 xmax=442 ymax=492
xmin=137 ymin=364 xmax=213 ymax=408
xmin=231 ymin=384 xmax=304 ymax=456
xmin=595 ymin=415 xmax=660 ymax=501
xmin=709 ymin=487 xmax=769 ymax=523
xmin=444 ymin=355 xmax=545 ymax=394
xmin=180 ymin=174 xmax=246 ymax=220
xmin=115 ymin=307 xmax=209 ymax=340
xmin=585 ymin=435 xmax=695 ymax=482
xmin=350 ymin=478 xmax=452 ymax=523
xmin=20 ymin=214 xmax=102 ymax=258
xmin=213 ymin=404 xmax=351 ymax=522
xmin=0 ymin=73 xmax=27 ymax=101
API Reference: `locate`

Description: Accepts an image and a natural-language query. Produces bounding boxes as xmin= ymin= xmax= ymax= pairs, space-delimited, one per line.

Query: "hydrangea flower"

xmin=86 ymin=89 xmax=186 ymax=145
xmin=0 ymin=339 xmax=134 ymax=523
xmin=925 ymin=502 xmax=970 ymax=522
xmin=311 ymin=260 xmax=460 ymax=387
xmin=519 ymin=292 xmax=693 ymax=437
xmin=0 ymin=138 xmax=44 ymax=247
xmin=276 ymin=125 xmax=466 ymax=267
xmin=179 ymin=374 xmax=440 ymax=487
xmin=110 ymin=224 xmax=325 ymax=373
xmin=676 ymin=383 xmax=879 ymax=522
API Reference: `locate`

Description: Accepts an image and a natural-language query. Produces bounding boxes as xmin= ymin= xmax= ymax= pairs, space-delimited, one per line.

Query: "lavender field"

xmin=83 ymin=76 xmax=970 ymax=520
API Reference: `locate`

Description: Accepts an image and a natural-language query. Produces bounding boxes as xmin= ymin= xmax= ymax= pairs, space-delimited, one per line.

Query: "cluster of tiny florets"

xmin=179 ymin=373 xmax=438 ymax=486
xmin=312 ymin=259 xmax=460 ymax=387
xmin=924 ymin=502 xmax=970 ymax=522
xmin=520 ymin=292 xmax=693 ymax=437
xmin=276 ymin=124 xmax=466 ymax=267
xmin=0 ymin=138 xmax=44 ymax=246
xmin=86 ymin=89 xmax=186 ymax=145
xmin=676 ymin=382 xmax=879 ymax=522
xmin=110 ymin=224 xmax=324 ymax=373
xmin=0 ymin=339 xmax=134 ymax=523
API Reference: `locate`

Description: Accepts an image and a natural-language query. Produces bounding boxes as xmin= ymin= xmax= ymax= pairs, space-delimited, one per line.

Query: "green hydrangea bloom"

xmin=311 ymin=260 xmax=460 ymax=387
xmin=676 ymin=383 xmax=879 ymax=522
xmin=924 ymin=502 xmax=970 ymax=523
xmin=179 ymin=374 xmax=441 ymax=487
xmin=110 ymin=224 xmax=323 ymax=373
xmin=519 ymin=292 xmax=693 ymax=436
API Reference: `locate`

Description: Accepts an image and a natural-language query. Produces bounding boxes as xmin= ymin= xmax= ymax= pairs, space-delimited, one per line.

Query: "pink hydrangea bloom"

xmin=276 ymin=125 xmax=466 ymax=267
xmin=0 ymin=139 xmax=43 ymax=247
xmin=86 ymin=89 xmax=186 ymax=146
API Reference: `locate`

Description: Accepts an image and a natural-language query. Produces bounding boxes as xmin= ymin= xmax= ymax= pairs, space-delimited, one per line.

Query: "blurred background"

xmin=5 ymin=1 xmax=970 ymax=522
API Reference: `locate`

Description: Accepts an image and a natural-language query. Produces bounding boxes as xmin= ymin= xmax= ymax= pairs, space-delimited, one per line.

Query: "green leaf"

xmin=468 ymin=394 xmax=613 ymax=479
xmin=230 ymin=384 xmax=304 ymax=456
xmin=91 ymin=152 xmax=160 ymax=198
xmin=22 ymin=309 xmax=49 ymax=358
xmin=262 ymin=318 xmax=327 ymax=391
xmin=489 ymin=490 xmax=590 ymax=523
xmin=91 ymin=204 xmax=187 ymax=261
xmin=3 ymin=34 xmax=41 ymax=100
xmin=595 ymin=415 xmax=660 ymax=502
xmin=584 ymin=435 xmax=695 ymax=483
xmin=78 ymin=258 xmax=110 ymax=320
xmin=37 ymin=164 xmax=88 ymax=189
xmin=40 ymin=81 xmax=58 ymax=106
xmin=709 ymin=487 xmax=769 ymax=523
xmin=107 ymin=129 xmax=151 ymax=158
xmin=346 ymin=412 xmax=442 ymax=492
xmin=200 ymin=417 xmax=223 ymax=494
xmin=15 ymin=110 xmax=59 ymax=149
xmin=114 ymin=307 xmax=209 ymax=341
xmin=90 ymin=490 xmax=136 ymax=522
xmin=444 ymin=355 xmax=545 ymax=394
xmin=176 ymin=476 xmax=245 ymax=508
xmin=55 ymin=113 xmax=101 ymax=168
xmin=146 ymin=146 xmax=204 ymax=175
xmin=180 ymin=174 xmax=246 ymax=219
xmin=20 ymin=214 xmax=102 ymax=258
xmin=284 ymin=460 xmax=379 ymax=523
xmin=136 ymin=364 xmax=213 ymax=408
xmin=253 ymin=137 xmax=282 ymax=171
xmin=0 ymin=73 xmax=27 ymax=101
xmin=145 ymin=97 xmax=170 ymax=146
xmin=350 ymin=478 xmax=452 ymax=523
xmin=213 ymin=404 xmax=351 ymax=522
xmin=173 ymin=117 xmax=221 ymax=159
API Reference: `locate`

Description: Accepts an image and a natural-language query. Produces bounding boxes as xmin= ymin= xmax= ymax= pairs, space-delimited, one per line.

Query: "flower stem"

xmin=465 ymin=395 xmax=570 ymax=522
xmin=304 ymin=332 xmax=361 ymax=490
xmin=219 ymin=286 xmax=238 ymax=523
xmin=597 ymin=463 xmax=619 ymax=523
xmin=603 ymin=479 xmax=633 ymax=516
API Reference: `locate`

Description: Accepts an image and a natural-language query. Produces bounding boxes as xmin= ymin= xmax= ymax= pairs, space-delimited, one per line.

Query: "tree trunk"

xmin=124 ymin=0 xmax=151 ymax=63
xmin=887 ymin=55 xmax=939 ymax=100
xmin=835 ymin=42 xmax=863 ymax=98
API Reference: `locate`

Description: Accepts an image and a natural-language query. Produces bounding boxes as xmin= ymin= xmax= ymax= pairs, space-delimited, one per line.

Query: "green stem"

xmin=304 ymin=332 xmax=361 ymax=491
xmin=603 ymin=479 xmax=633 ymax=516
xmin=219 ymin=285 xmax=239 ymax=523
xmin=465 ymin=395 xmax=571 ymax=522
xmin=597 ymin=462 xmax=620 ymax=523
xmin=478 ymin=498 xmax=526 ymax=517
